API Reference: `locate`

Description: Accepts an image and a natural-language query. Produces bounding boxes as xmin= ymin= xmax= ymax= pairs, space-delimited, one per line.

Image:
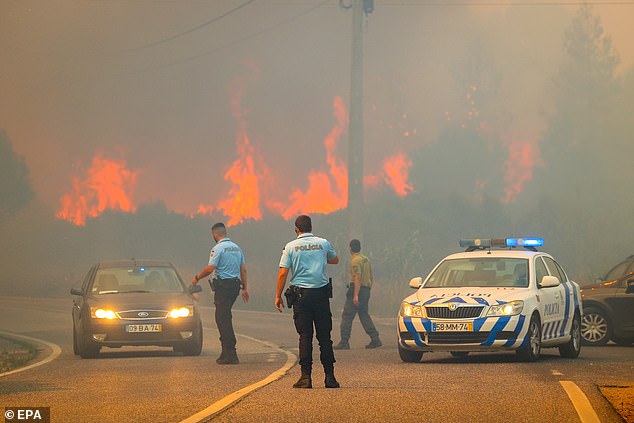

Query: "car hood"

xmin=88 ymin=292 xmax=193 ymax=310
xmin=580 ymin=280 xmax=619 ymax=290
xmin=404 ymin=287 xmax=527 ymax=307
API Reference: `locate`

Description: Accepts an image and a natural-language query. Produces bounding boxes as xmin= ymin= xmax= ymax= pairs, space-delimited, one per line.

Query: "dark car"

xmin=71 ymin=260 xmax=203 ymax=358
xmin=580 ymin=255 xmax=634 ymax=346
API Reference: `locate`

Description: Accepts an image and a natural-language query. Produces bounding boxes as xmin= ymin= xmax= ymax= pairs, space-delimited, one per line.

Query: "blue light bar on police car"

xmin=511 ymin=237 xmax=544 ymax=247
xmin=460 ymin=237 xmax=544 ymax=249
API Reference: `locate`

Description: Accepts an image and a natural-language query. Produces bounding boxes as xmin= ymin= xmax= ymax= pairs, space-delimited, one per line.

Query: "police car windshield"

xmin=424 ymin=258 xmax=529 ymax=288
xmin=91 ymin=267 xmax=184 ymax=295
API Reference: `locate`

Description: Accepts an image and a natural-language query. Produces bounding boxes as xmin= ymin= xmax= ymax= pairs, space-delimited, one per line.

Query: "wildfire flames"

xmin=55 ymin=95 xmax=416 ymax=227
xmin=281 ymin=96 xmax=349 ymax=219
xmin=503 ymin=137 xmax=543 ymax=204
xmin=197 ymin=66 xmax=269 ymax=226
xmin=215 ymin=131 xmax=263 ymax=226
xmin=382 ymin=153 xmax=413 ymax=197
xmin=56 ymin=70 xmax=417 ymax=227
xmin=56 ymin=155 xmax=138 ymax=226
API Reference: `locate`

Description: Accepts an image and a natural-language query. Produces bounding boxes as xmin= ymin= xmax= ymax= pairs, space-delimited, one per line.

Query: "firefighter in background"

xmin=334 ymin=239 xmax=382 ymax=350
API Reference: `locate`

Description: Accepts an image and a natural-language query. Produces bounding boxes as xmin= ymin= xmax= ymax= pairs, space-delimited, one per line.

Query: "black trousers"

xmin=213 ymin=278 xmax=241 ymax=352
xmin=292 ymin=284 xmax=336 ymax=374
xmin=340 ymin=286 xmax=379 ymax=342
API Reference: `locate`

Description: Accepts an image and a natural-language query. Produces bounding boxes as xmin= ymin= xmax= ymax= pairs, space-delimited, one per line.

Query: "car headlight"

xmin=91 ymin=308 xmax=117 ymax=319
xmin=400 ymin=302 xmax=423 ymax=317
xmin=487 ymin=300 xmax=524 ymax=317
xmin=169 ymin=306 xmax=194 ymax=319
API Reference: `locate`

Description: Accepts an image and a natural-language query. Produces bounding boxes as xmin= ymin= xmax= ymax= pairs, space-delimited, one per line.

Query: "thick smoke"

xmin=1 ymin=3 xmax=633 ymax=314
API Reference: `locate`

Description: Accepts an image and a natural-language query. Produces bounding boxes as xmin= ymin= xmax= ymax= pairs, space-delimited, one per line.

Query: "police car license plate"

xmin=432 ymin=322 xmax=473 ymax=332
xmin=126 ymin=324 xmax=162 ymax=333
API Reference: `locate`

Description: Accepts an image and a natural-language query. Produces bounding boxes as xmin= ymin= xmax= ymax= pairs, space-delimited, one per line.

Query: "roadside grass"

xmin=0 ymin=335 xmax=38 ymax=373
xmin=599 ymin=385 xmax=634 ymax=423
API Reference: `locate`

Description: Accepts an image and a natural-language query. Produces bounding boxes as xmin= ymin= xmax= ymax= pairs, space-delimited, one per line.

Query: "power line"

xmin=120 ymin=0 xmax=330 ymax=76
xmin=126 ymin=0 xmax=257 ymax=52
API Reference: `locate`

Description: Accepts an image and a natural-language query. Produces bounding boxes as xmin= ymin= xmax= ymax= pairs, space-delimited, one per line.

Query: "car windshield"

xmin=91 ymin=266 xmax=184 ymax=294
xmin=424 ymin=258 xmax=529 ymax=288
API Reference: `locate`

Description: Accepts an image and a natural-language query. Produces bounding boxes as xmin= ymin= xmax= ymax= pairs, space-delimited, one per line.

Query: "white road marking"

xmin=551 ymin=370 xmax=564 ymax=376
xmin=560 ymin=381 xmax=601 ymax=423
xmin=179 ymin=332 xmax=297 ymax=423
xmin=0 ymin=331 xmax=62 ymax=378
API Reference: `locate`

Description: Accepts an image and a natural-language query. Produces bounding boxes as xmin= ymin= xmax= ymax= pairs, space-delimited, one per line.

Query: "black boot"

xmin=333 ymin=340 xmax=350 ymax=350
xmin=216 ymin=349 xmax=239 ymax=365
xmin=365 ymin=338 xmax=382 ymax=349
xmin=324 ymin=372 xmax=340 ymax=388
xmin=293 ymin=371 xmax=312 ymax=388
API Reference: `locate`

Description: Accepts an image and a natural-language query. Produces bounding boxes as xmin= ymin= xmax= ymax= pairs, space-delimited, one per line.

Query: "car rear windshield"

xmin=424 ymin=258 xmax=529 ymax=288
xmin=91 ymin=266 xmax=184 ymax=294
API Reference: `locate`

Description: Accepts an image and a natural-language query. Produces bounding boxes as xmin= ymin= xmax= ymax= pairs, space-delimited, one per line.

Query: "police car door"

xmin=539 ymin=256 xmax=567 ymax=342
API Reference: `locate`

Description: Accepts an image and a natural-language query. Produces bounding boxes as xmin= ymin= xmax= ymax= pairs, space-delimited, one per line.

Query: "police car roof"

xmin=445 ymin=249 xmax=550 ymax=261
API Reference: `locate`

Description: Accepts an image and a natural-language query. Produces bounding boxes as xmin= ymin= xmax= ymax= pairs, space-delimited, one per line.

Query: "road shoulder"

xmin=599 ymin=384 xmax=634 ymax=423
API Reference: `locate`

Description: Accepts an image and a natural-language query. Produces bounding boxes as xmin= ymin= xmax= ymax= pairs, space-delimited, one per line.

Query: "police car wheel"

xmin=398 ymin=345 xmax=423 ymax=363
xmin=516 ymin=314 xmax=541 ymax=362
xmin=450 ymin=352 xmax=469 ymax=358
xmin=580 ymin=307 xmax=611 ymax=346
xmin=559 ymin=313 xmax=581 ymax=359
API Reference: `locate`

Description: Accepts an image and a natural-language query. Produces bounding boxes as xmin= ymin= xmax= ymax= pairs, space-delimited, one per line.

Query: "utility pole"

xmin=342 ymin=0 xmax=373 ymax=243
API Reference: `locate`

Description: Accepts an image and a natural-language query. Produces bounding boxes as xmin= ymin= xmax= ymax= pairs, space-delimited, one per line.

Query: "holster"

xmin=284 ymin=286 xmax=297 ymax=308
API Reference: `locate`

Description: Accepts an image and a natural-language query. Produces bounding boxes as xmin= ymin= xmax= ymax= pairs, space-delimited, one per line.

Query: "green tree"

xmin=0 ymin=129 xmax=34 ymax=220
xmin=530 ymin=6 xmax=632 ymax=279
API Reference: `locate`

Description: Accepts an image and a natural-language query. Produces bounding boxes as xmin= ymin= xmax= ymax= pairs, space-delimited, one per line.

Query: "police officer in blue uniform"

xmin=275 ymin=215 xmax=340 ymax=388
xmin=192 ymin=223 xmax=249 ymax=364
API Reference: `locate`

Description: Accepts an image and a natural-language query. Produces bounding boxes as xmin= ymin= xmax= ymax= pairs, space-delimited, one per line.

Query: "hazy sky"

xmin=2 ymin=0 xmax=633 ymax=220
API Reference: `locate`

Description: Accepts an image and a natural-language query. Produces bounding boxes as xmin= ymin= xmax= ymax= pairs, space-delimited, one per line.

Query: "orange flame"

xmin=502 ymin=137 xmax=543 ymax=204
xmin=281 ymin=96 xmax=349 ymax=219
xmin=197 ymin=63 xmax=268 ymax=226
xmin=382 ymin=153 xmax=413 ymax=197
xmin=56 ymin=155 xmax=138 ymax=225
xmin=216 ymin=130 xmax=263 ymax=226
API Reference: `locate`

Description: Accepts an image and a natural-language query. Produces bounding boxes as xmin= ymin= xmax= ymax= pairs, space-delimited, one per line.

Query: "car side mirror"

xmin=539 ymin=275 xmax=560 ymax=288
xmin=409 ymin=277 xmax=423 ymax=289
xmin=189 ymin=284 xmax=203 ymax=294
xmin=626 ymin=279 xmax=634 ymax=294
xmin=70 ymin=287 xmax=84 ymax=296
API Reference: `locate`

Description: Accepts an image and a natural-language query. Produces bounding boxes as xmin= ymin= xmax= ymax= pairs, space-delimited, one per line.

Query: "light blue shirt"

xmin=279 ymin=233 xmax=337 ymax=288
xmin=208 ymin=238 xmax=245 ymax=279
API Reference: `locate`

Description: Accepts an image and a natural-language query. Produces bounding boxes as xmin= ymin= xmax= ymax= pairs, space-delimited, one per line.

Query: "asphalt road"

xmin=1 ymin=296 xmax=632 ymax=422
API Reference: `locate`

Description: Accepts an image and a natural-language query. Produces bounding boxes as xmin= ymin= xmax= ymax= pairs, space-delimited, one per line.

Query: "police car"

xmin=397 ymin=238 xmax=582 ymax=362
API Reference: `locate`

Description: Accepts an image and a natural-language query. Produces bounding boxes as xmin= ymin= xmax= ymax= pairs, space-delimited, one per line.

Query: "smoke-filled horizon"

xmin=2 ymin=1 xmax=633 ymax=221
xmin=2 ymin=2 xmax=633 ymax=311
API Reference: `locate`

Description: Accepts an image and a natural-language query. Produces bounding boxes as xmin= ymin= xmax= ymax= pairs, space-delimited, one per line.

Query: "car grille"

xmin=116 ymin=310 xmax=168 ymax=320
xmin=425 ymin=306 xmax=484 ymax=319
xmin=427 ymin=331 xmax=516 ymax=344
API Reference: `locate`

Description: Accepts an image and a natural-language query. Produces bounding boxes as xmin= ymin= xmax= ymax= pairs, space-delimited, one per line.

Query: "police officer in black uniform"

xmin=275 ymin=215 xmax=340 ymax=388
